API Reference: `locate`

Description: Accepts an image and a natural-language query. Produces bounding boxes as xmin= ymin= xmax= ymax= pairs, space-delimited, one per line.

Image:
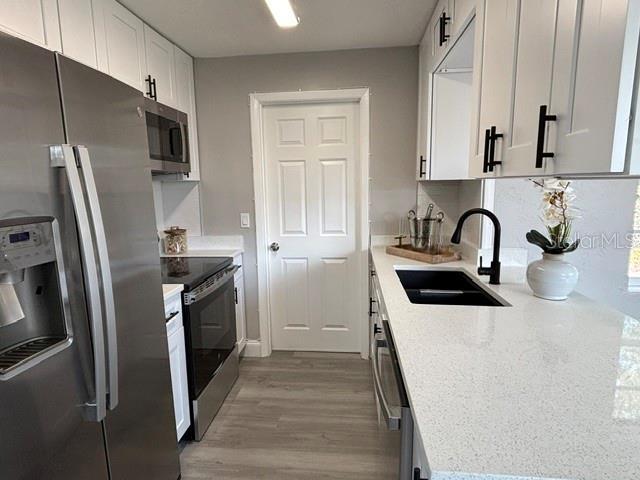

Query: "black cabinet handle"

xmin=413 ymin=467 xmax=428 ymax=480
xmin=151 ymin=78 xmax=158 ymax=100
xmin=369 ymin=297 xmax=377 ymax=317
xmin=145 ymin=74 xmax=153 ymax=98
xmin=482 ymin=128 xmax=491 ymax=173
xmin=439 ymin=12 xmax=451 ymax=46
xmin=535 ymin=104 xmax=557 ymax=168
xmin=419 ymin=155 xmax=427 ymax=178
xmin=234 ymin=287 xmax=238 ymax=305
xmin=488 ymin=125 xmax=503 ymax=171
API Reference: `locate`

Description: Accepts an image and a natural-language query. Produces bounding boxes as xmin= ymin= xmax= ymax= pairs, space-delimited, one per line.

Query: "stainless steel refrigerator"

xmin=0 ymin=33 xmax=181 ymax=479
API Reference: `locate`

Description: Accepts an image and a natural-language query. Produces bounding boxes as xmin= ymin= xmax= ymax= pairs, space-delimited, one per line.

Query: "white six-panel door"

xmin=264 ymin=102 xmax=361 ymax=352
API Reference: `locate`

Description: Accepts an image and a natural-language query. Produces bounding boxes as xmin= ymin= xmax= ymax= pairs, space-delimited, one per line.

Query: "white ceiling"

xmin=119 ymin=0 xmax=438 ymax=58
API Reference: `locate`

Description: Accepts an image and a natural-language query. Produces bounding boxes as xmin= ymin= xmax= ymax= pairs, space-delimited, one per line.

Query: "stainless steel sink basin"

xmin=395 ymin=268 xmax=508 ymax=307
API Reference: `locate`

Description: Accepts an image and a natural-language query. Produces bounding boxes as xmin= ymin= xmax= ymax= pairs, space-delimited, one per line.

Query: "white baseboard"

xmin=242 ymin=340 xmax=263 ymax=357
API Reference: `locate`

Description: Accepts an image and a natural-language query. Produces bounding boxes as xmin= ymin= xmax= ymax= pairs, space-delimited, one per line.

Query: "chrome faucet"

xmin=451 ymin=208 xmax=501 ymax=285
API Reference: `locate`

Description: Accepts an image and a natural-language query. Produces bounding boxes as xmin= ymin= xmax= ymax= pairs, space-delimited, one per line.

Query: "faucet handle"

xmin=477 ymin=255 xmax=491 ymax=276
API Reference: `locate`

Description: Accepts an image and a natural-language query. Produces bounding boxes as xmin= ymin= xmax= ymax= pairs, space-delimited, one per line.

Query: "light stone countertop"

xmin=159 ymin=235 xmax=244 ymax=259
xmin=162 ymin=283 xmax=183 ymax=301
xmin=160 ymin=248 xmax=243 ymax=258
xmin=370 ymin=246 xmax=640 ymax=480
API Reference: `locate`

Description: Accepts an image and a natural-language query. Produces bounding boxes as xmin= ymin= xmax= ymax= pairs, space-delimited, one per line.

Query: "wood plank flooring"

xmin=180 ymin=351 xmax=399 ymax=479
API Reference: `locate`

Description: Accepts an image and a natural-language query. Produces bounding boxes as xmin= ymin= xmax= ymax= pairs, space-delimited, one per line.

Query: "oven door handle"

xmin=183 ymin=265 xmax=239 ymax=305
xmin=371 ymin=333 xmax=401 ymax=431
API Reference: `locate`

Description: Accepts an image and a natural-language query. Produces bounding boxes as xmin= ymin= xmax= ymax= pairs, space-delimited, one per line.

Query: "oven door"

xmin=184 ymin=268 xmax=237 ymax=399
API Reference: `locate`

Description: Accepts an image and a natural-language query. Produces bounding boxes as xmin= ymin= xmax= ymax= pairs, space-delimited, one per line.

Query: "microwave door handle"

xmin=372 ymin=335 xmax=401 ymax=430
xmin=75 ymin=146 xmax=118 ymax=411
xmin=50 ymin=145 xmax=107 ymax=422
xmin=179 ymin=122 xmax=187 ymax=164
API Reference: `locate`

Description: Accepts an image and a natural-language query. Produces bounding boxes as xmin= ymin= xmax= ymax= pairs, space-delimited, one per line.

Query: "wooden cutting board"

xmin=385 ymin=244 xmax=461 ymax=264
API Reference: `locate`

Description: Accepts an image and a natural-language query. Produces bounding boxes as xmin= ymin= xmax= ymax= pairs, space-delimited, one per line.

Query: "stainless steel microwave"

xmin=144 ymin=98 xmax=190 ymax=174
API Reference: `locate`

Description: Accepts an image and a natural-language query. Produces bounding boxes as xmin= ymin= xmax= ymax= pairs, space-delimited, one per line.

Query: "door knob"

xmin=270 ymin=242 xmax=280 ymax=252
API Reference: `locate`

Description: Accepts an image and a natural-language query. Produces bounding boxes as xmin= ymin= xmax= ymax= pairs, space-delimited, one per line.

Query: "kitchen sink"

xmin=395 ymin=268 xmax=508 ymax=307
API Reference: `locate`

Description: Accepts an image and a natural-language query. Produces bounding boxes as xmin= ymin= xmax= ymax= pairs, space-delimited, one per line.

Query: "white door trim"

xmin=250 ymin=88 xmax=370 ymax=358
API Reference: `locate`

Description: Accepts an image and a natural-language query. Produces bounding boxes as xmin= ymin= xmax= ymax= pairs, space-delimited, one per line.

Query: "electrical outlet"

xmin=240 ymin=212 xmax=250 ymax=229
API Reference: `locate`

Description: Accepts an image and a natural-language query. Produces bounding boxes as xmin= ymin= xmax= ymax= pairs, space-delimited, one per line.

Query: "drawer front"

xmin=165 ymin=292 xmax=183 ymax=336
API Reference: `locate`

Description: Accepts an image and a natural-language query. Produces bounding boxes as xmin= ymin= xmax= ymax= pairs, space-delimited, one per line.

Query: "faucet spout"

xmin=450 ymin=208 xmax=502 ymax=285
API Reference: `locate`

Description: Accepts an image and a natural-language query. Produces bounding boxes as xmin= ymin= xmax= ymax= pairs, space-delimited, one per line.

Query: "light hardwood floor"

xmin=180 ymin=351 xmax=399 ymax=479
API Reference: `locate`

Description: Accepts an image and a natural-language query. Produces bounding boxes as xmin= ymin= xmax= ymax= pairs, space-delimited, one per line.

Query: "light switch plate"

xmin=240 ymin=212 xmax=251 ymax=229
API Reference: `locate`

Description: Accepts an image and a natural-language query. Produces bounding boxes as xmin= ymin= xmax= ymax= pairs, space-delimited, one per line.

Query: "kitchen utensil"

xmin=425 ymin=203 xmax=434 ymax=220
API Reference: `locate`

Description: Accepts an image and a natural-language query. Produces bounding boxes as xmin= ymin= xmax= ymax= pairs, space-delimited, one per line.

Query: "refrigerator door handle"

xmin=75 ymin=146 xmax=119 ymax=411
xmin=50 ymin=145 xmax=107 ymax=422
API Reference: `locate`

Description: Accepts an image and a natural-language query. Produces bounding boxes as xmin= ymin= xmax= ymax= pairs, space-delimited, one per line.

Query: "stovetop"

xmin=160 ymin=256 xmax=233 ymax=290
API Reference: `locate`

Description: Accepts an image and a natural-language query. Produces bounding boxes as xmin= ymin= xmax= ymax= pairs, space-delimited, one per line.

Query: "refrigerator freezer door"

xmin=0 ymin=34 xmax=109 ymax=480
xmin=56 ymin=54 xmax=181 ymax=480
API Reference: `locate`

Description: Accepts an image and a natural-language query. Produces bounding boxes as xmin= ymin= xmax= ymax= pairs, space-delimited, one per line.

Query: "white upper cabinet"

xmin=58 ymin=0 xmax=102 ymax=69
xmin=549 ymin=0 xmax=640 ymax=176
xmin=430 ymin=0 xmax=454 ymax=61
xmin=96 ymin=0 xmax=147 ymax=92
xmin=417 ymin=0 xmax=477 ymax=181
xmin=416 ymin=24 xmax=433 ymax=179
xmin=470 ymin=0 xmax=640 ymax=178
xmin=144 ymin=25 xmax=177 ymax=107
xmin=469 ymin=0 xmax=517 ymax=178
xmin=0 ymin=0 xmax=61 ymax=50
xmin=174 ymin=45 xmax=200 ymax=181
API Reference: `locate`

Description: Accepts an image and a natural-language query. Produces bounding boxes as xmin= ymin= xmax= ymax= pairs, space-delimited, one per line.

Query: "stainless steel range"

xmin=161 ymin=257 xmax=240 ymax=440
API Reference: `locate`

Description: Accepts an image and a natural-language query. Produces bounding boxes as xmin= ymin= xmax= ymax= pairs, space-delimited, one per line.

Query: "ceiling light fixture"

xmin=264 ymin=0 xmax=300 ymax=28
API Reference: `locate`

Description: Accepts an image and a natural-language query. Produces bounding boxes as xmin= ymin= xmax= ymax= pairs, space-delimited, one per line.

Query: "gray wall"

xmin=494 ymin=178 xmax=640 ymax=319
xmin=194 ymin=47 xmax=419 ymax=339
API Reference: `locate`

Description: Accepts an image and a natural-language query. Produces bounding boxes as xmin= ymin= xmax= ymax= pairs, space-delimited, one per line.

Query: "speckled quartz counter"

xmin=370 ymin=246 xmax=640 ymax=480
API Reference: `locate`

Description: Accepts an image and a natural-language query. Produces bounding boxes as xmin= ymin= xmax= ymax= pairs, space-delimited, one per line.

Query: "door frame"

xmin=249 ymin=88 xmax=370 ymax=358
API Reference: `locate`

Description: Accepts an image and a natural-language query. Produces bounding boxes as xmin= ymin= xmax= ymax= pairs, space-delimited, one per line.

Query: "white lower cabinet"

xmin=165 ymin=292 xmax=190 ymax=440
xmin=0 ymin=0 xmax=61 ymax=50
xmin=233 ymin=254 xmax=247 ymax=353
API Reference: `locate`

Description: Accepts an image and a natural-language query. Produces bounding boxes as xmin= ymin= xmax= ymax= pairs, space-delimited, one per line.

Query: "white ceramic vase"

xmin=526 ymin=253 xmax=579 ymax=301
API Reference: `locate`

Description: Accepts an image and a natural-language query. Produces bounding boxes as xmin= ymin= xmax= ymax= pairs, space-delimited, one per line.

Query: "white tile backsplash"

xmin=152 ymin=178 xmax=202 ymax=237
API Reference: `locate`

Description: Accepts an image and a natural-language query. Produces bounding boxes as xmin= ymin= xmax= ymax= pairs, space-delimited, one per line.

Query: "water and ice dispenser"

xmin=0 ymin=217 xmax=72 ymax=377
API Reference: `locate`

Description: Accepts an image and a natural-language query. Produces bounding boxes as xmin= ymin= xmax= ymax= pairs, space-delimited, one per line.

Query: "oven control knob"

xmin=269 ymin=242 xmax=280 ymax=252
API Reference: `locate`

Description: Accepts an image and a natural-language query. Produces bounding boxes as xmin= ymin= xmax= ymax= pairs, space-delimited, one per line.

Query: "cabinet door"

xmin=234 ymin=274 xmax=246 ymax=350
xmin=499 ymin=0 xmax=558 ymax=177
xmin=174 ymin=46 xmax=200 ymax=181
xmin=416 ymin=27 xmax=433 ymax=180
xmin=469 ymin=0 xmax=518 ymax=177
xmin=0 ymin=0 xmax=61 ymax=50
xmin=58 ymin=0 xmax=101 ymax=69
xmin=431 ymin=71 xmax=472 ymax=179
xmin=98 ymin=0 xmax=146 ymax=92
xmin=430 ymin=0 xmax=454 ymax=61
xmin=144 ymin=25 xmax=177 ymax=107
xmin=167 ymin=325 xmax=190 ymax=440
xmin=549 ymin=0 xmax=639 ymax=175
